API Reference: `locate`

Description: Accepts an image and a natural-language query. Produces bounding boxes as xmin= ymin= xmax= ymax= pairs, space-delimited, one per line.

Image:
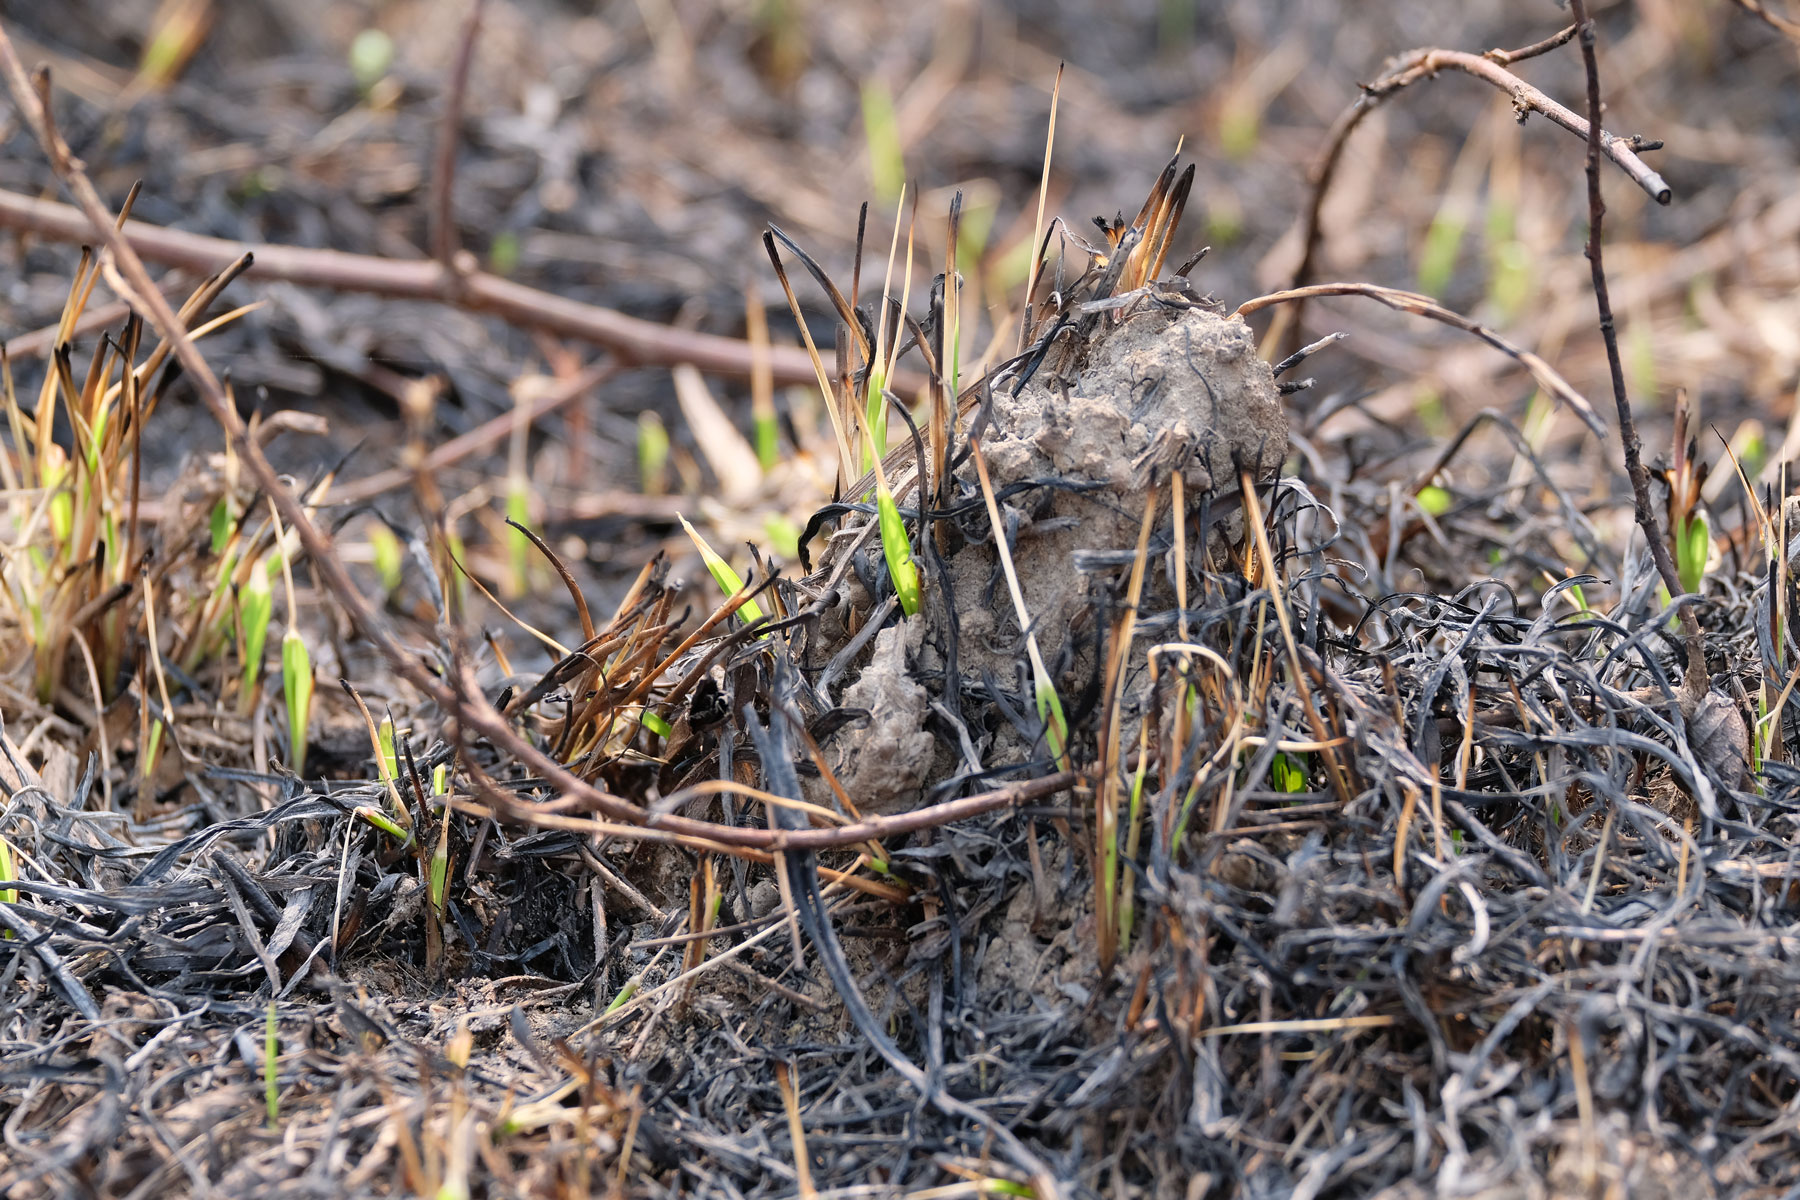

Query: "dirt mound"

xmin=819 ymin=303 xmax=1286 ymax=813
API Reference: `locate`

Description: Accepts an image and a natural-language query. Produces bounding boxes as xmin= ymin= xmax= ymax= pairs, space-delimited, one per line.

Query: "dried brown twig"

xmin=428 ymin=0 xmax=490 ymax=274
xmin=334 ymin=358 xmax=618 ymax=503
xmin=1728 ymin=0 xmax=1800 ymax=42
xmin=1277 ymin=27 xmax=1669 ymax=352
xmin=1233 ymin=280 xmax=1602 ymax=434
xmin=0 ymin=24 xmax=1047 ymax=856
xmin=1566 ymin=0 xmax=1710 ymax=719
xmin=0 ymin=186 xmax=859 ymax=388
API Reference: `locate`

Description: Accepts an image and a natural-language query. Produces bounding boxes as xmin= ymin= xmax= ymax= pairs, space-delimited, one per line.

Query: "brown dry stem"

xmin=0 ymin=186 xmax=886 ymax=389
xmin=1567 ymin=0 xmax=1709 ymax=718
xmin=1234 ymin=280 xmax=1602 ymax=435
xmin=429 ymin=0 xmax=489 ymax=275
xmin=1278 ymin=29 xmax=1669 ymax=353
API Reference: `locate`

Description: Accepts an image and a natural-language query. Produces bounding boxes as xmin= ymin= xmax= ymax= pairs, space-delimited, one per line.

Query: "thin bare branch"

xmin=1726 ymin=0 xmax=1800 ymax=42
xmin=0 ymin=186 xmax=903 ymax=389
xmin=1233 ymin=281 xmax=1602 ymax=435
xmin=1278 ymin=29 xmax=1669 ymax=352
xmin=429 ymin=0 xmax=489 ymax=273
xmin=1484 ymin=23 xmax=1578 ymax=66
xmin=1566 ymin=0 xmax=1709 ymax=715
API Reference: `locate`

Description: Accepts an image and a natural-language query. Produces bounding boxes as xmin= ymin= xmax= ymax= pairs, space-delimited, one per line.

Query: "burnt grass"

xmin=4 ymin=2 xmax=1800 ymax=1198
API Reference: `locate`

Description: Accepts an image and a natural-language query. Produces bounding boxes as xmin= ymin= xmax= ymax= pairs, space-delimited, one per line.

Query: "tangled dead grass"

xmin=3 ymin=5 xmax=1800 ymax=1198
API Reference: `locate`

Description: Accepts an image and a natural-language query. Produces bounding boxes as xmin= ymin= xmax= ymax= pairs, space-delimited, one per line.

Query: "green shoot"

xmin=139 ymin=13 xmax=197 ymax=86
xmin=352 ymin=805 xmax=409 ymax=841
xmin=348 ymin=29 xmax=394 ymax=95
xmin=1158 ymin=0 xmax=1196 ymax=52
xmin=1116 ymin=758 xmax=1147 ymax=951
xmin=854 ymin=383 xmax=922 ymax=617
xmin=209 ymin=495 xmax=235 ymax=555
xmin=1204 ymin=199 xmax=1244 ymax=248
xmin=1676 ymin=512 xmax=1709 ymax=596
xmin=877 ymin=485 xmax=922 ymax=616
xmin=282 ymin=627 xmax=313 ymax=779
xmin=270 ymin=502 xmax=312 ymax=778
xmin=236 ymin=555 xmax=272 ymax=716
xmin=264 ymin=1002 xmax=280 ymax=1130
xmin=860 ymin=80 xmax=904 ymax=206
xmin=678 ymin=514 xmax=765 ymax=625
xmin=1416 ymin=207 xmax=1467 ymax=299
xmin=1271 ymin=751 xmax=1308 ymax=794
xmin=864 ymin=187 xmax=908 ymax=470
xmin=377 ymin=714 xmax=399 ymax=784
xmin=1486 ymin=240 xmax=1532 ymax=323
xmin=1037 ymin=677 xmax=1070 ymax=766
xmin=856 ymin=201 xmax=924 ymax=616
xmin=343 ymin=683 xmax=411 ymax=835
xmin=0 ymin=834 xmax=15 ymax=938
xmin=638 ymin=411 xmax=670 ymax=496
xmin=1669 ymin=389 xmax=1709 ymax=597
xmin=428 ymin=805 xmax=451 ymax=917
xmin=488 ymin=230 xmax=520 ymax=276
xmin=1416 ymin=485 xmax=1452 ymax=517
xmin=641 ymin=710 xmax=673 ymax=739
xmin=368 ymin=524 xmax=404 ymax=594
xmin=505 ymin=480 xmax=532 ymax=598
xmin=1626 ymin=317 xmax=1658 ymax=411
xmin=42 ymin=444 xmax=71 ymax=546
xmin=1217 ymin=95 xmax=1261 ymax=161
xmin=763 ymin=513 xmax=801 ymax=560
xmin=604 ymin=975 xmax=640 ymax=1014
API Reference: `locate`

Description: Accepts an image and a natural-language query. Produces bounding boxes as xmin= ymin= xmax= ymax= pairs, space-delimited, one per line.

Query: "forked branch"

xmin=1280 ymin=27 xmax=1670 ymax=350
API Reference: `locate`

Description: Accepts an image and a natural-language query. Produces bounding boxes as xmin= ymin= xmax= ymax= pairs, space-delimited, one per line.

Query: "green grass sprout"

xmin=1677 ymin=511 xmax=1709 ymax=596
xmin=1417 ymin=484 xmax=1452 ymax=517
xmin=378 ymin=713 xmax=399 ymax=784
xmin=638 ymin=411 xmax=670 ymax=496
xmin=678 ymin=513 xmax=765 ymax=625
xmin=282 ymin=623 xmax=314 ymax=778
xmin=264 ymin=1002 xmax=280 ymax=1130
xmin=368 ymin=524 xmax=404 ymax=594
xmin=1417 ymin=207 xmax=1467 ymax=299
xmin=236 ymin=553 xmax=273 ymax=716
xmin=860 ymin=80 xmax=904 ymax=206
xmin=349 ymin=29 xmax=394 ymax=95
xmin=209 ymin=495 xmax=235 ymax=555
xmin=1272 ymin=751 xmax=1308 ymax=794
xmin=270 ymin=502 xmax=313 ymax=778
xmin=0 ymin=834 xmax=15 ymax=938
xmin=352 ymin=805 xmax=409 ymax=841
xmin=877 ymin=482 xmax=922 ymax=616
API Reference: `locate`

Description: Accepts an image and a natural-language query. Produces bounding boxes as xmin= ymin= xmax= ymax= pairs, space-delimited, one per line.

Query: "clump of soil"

xmin=954 ymin=303 xmax=1286 ymax=675
xmin=817 ymin=302 xmax=1287 ymax=810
